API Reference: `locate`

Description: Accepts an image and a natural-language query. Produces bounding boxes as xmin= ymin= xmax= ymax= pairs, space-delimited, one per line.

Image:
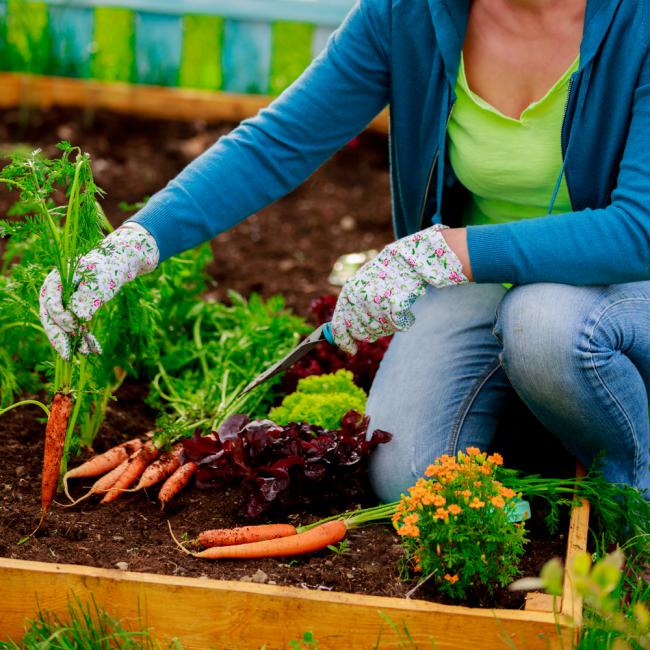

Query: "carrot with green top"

xmin=173 ymin=520 xmax=347 ymax=560
xmin=41 ymin=393 xmax=73 ymax=517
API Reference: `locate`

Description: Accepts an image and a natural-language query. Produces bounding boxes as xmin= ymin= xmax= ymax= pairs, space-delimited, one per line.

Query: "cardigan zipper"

xmin=559 ymin=76 xmax=575 ymax=209
xmin=418 ymin=102 xmax=456 ymax=231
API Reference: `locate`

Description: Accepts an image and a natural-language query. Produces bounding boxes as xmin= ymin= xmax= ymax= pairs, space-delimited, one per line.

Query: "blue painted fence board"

xmin=27 ymin=0 xmax=356 ymax=27
xmin=0 ymin=0 xmax=7 ymax=68
xmin=312 ymin=25 xmax=334 ymax=59
xmin=135 ymin=11 xmax=182 ymax=86
xmin=47 ymin=5 xmax=93 ymax=77
xmin=222 ymin=19 xmax=270 ymax=94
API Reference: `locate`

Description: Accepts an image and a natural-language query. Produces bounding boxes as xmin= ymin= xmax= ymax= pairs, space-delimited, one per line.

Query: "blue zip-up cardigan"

xmin=132 ymin=0 xmax=650 ymax=286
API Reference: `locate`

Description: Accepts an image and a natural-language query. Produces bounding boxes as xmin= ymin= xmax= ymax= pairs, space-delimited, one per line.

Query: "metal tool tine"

xmin=238 ymin=325 xmax=326 ymax=398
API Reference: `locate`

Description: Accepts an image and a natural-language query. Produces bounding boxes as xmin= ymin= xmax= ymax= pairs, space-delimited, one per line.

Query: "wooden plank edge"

xmin=0 ymin=556 xmax=574 ymax=650
xmin=0 ymin=72 xmax=389 ymax=134
xmin=525 ymin=472 xmax=591 ymax=617
xmin=560 ymin=463 xmax=591 ymax=628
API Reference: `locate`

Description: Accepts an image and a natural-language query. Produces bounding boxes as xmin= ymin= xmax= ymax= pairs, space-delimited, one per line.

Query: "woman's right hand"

xmin=39 ymin=223 xmax=159 ymax=360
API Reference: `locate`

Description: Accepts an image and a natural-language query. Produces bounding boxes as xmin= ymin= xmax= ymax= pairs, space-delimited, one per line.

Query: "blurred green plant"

xmin=0 ymin=596 xmax=182 ymax=649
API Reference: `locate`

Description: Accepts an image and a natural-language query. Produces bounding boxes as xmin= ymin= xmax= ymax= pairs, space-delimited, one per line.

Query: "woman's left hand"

xmin=331 ymin=224 xmax=468 ymax=354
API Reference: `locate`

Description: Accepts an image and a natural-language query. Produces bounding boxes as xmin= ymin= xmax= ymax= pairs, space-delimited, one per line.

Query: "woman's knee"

xmin=494 ymin=283 xmax=588 ymax=395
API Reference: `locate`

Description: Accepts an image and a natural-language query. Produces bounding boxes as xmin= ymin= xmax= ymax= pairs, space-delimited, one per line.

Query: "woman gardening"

xmin=39 ymin=0 xmax=650 ymax=502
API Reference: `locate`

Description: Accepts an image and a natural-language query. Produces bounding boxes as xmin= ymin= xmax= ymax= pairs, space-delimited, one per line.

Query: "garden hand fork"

xmin=238 ymin=322 xmax=335 ymax=397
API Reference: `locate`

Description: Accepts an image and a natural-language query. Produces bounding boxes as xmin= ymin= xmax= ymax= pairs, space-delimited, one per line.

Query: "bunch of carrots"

xmin=63 ymin=436 xmax=197 ymax=507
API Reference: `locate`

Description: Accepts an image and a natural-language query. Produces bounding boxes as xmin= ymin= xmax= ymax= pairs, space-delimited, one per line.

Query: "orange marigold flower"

xmin=499 ymin=486 xmax=517 ymax=499
xmin=403 ymin=513 xmax=419 ymax=525
xmin=481 ymin=465 xmax=492 ymax=475
xmin=469 ymin=497 xmax=485 ymax=509
xmin=433 ymin=507 xmax=449 ymax=521
xmin=488 ymin=452 xmax=504 ymax=466
xmin=490 ymin=496 xmax=505 ymax=509
xmin=444 ymin=574 xmax=460 ymax=584
xmin=424 ymin=465 xmax=437 ymax=477
xmin=466 ymin=447 xmax=481 ymax=456
xmin=397 ymin=524 xmax=420 ymax=538
xmin=447 ymin=503 xmax=462 ymax=515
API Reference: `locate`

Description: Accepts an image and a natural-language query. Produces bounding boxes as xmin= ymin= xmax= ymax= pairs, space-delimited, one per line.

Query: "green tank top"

xmin=447 ymin=54 xmax=579 ymax=227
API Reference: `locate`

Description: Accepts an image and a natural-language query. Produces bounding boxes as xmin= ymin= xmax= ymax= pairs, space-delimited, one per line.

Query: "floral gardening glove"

xmin=39 ymin=223 xmax=159 ymax=360
xmin=332 ymin=224 xmax=468 ymax=354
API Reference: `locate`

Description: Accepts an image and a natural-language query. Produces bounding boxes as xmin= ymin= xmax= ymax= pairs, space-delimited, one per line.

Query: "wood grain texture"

xmin=560 ymin=464 xmax=591 ymax=628
xmin=0 ymin=494 xmax=589 ymax=649
xmin=0 ymin=72 xmax=390 ymax=132
xmin=0 ymin=557 xmax=574 ymax=649
xmin=47 ymin=5 xmax=93 ymax=78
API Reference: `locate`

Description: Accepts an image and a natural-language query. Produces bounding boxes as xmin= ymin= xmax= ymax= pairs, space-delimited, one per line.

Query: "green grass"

xmin=0 ymin=597 xmax=181 ymax=650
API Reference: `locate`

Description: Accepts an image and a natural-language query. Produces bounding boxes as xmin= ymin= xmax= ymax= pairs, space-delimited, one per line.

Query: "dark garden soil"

xmin=0 ymin=107 xmax=395 ymax=314
xmin=0 ymin=384 xmax=569 ymax=610
xmin=0 ymin=108 xmax=575 ymax=610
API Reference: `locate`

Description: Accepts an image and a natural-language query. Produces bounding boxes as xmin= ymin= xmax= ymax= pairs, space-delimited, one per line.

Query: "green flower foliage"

xmin=269 ymin=369 xmax=367 ymax=430
xmin=393 ymin=449 xmax=527 ymax=601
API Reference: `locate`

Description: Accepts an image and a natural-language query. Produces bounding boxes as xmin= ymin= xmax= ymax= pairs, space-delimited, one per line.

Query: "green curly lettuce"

xmin=269 ymin=369 xmax=367 ymax=430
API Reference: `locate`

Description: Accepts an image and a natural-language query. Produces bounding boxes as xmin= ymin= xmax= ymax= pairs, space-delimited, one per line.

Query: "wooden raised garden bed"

xmin=0 ymin=495 xmax=589 ymax=649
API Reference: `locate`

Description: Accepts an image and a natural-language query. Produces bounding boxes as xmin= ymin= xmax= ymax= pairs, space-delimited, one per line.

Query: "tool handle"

xmin=322 ymin=321 xmax=335 ymax=345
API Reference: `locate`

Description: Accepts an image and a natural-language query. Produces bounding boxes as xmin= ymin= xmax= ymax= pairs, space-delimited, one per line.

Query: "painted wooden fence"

xmin=0 ymin=0 xmax=355 ymax=95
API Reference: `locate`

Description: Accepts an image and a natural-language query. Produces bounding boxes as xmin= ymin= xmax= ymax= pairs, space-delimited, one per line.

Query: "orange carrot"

xmin=90 ymin=459 xmax=129 ymax=493
xmin=194 ymin=520 xmax=347 ymax=559
xmin=62 ymin=458 xmax=131 ymax=507
xmin=158 ymin=461 xmax=197 ymax=508
xmin=41 ymin=393 xmax=72 ymax=517
xmin=100 ymin=442 xmax=158 ymax=504
xmin=63 ymin=438 xmax=143 ymax=500
xmin=198 ymin=524 xmax=298 ymax=548
xmin=131 ymin=444 xmax=182 ymax=491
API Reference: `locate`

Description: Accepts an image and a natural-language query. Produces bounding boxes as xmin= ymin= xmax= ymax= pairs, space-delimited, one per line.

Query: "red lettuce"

xmin=181 ymin=411 xmax=392 ymax=517
xmin=283 ymin=295 xmax=392 ymax=393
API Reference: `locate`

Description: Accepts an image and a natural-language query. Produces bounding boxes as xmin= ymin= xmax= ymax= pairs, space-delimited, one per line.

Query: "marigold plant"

xmin=393 ymin=448 xmax=527 ymax=600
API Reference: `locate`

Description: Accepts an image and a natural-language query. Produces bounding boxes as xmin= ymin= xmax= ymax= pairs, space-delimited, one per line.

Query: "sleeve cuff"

xmin=466 ymin=224 xmax=517 ymax=285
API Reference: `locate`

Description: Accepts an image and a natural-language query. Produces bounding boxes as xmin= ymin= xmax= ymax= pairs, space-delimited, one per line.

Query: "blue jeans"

xmin=366 ymin=282 xmax=650 ymax=502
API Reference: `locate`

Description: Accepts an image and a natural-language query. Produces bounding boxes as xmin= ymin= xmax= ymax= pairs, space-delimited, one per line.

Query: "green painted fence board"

xmin=7 ymin=0 xmax=49 ymax=73
xmin=269 ymin=20 xmax=313 ymax=96
xmin=92 ymin=6 xmax=134 ymax=82
xmin=48 ymin=5 xmax=93 ymax=77
xmin=179 ymin=14 xmax=223 ymax=91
